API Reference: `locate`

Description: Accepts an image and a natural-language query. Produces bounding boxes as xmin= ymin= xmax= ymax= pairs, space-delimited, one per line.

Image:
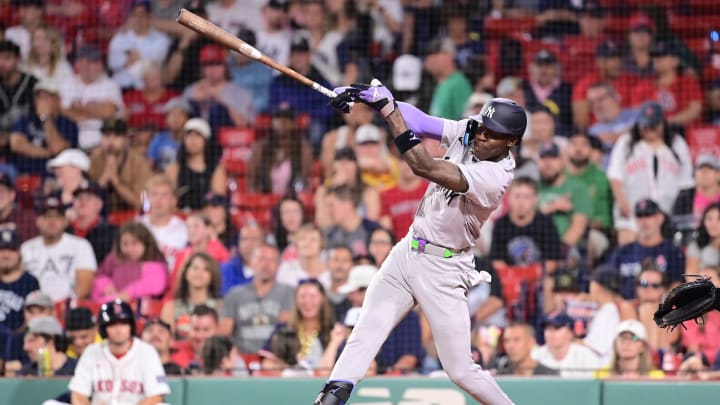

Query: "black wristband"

xmin=394 ymin=130 xmax=421 ymax=154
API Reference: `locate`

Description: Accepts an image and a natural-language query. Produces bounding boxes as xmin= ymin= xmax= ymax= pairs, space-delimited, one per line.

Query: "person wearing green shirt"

xmin=424 ymin=39 xmax=473 ymax=120
xmin=537 ymin=141 xmax=591 ymax=247
xmin=564 ymin=132 xmax=613 ymax=259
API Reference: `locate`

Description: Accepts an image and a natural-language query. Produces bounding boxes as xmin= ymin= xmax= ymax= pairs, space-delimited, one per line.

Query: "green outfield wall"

xmin=1 ymin=377 xmax=718 ymax=405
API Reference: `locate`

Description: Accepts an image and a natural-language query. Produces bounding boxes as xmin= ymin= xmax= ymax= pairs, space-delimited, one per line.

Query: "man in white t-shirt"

xmin=206 ymin=0 xmax=265 ymax=35
xmin=139 ymin=174 xmax=188 ymax=270
xmin=107 ymin=0 xmax=171 ymax=90
xmin=20 ymin=195 xmax=97 ymax=302
xmin=256 ymin=0 xmax=292 ymax=68
xmin=4 ymin=0 xmax=43 ymax=60
xmin=583 ymin=264 xmax=622 ymax=366
xmin=533 ymin=312 xmax=600 ymax=377
xmin=60 ymin=44 xmax=125 ymax=150
xmin=276 ymin=223 xmax=331 ymax=288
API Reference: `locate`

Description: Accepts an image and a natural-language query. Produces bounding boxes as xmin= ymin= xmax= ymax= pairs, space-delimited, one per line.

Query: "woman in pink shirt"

xmin=681 ymin=266 xmax=720 ymax=364
xmin=92 ymin=221 xmax=168 ymax=303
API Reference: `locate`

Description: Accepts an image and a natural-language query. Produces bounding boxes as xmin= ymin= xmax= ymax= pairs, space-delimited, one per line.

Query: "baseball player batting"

xmin=68 ymin=300 xmax=170 ymax=405
xmin=314 ymin=81 xmax=526 ymax=405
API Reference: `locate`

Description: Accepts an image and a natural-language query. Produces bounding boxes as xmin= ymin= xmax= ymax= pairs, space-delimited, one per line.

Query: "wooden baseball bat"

xmin=176 ymin=8 xmax=338 ymax=99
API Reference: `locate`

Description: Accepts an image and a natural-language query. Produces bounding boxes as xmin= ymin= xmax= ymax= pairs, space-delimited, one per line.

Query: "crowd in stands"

xmin=0 ymin=0 xmax=720 ymax=384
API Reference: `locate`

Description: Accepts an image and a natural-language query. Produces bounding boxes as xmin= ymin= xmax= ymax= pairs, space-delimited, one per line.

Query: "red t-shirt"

xmin=380 ymin=181 xmax=428 ymax=241
xmin=630 ymin=74 xmax=703 ymax=124
xmin=165 ymin=240 xmax=230 ymax=299
xmin=561 ymin=36 xmax=606 ymax=83
xmin=170 ymin=340 xmax=198 ymax=369
xmin=123 ymin=90 xmax=178 ymax=129
xmin=571 ymin=72 xmax=635 ymax=106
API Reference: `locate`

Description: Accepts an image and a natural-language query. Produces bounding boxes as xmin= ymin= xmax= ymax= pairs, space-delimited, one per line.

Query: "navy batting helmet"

xmin=464 ymin=98 xmax=527 ymax=145
xmin=98 ymin=299 xmax=136 ymax=338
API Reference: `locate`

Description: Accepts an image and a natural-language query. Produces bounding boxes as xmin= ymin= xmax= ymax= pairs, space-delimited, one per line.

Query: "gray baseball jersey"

xmin=412 ymin=118 xmax=515 ymax=249
xmin=328 ymin=119 xmax=516 ymax=405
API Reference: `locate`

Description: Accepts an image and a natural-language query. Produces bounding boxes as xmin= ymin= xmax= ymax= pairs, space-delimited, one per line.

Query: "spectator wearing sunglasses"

xmin=634 ymin=264 xmax=678 ymax=354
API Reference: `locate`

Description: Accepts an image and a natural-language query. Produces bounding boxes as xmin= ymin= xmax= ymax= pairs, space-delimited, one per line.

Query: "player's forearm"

xmin=396 ymin=102 xmax=443 ymax=140
xmin=562 ymin=215 xmax=588 ymax=246
xmin=392 ymin=354 xmax=418 ymax=372
xmin=474 ymin=296 xmax=503 ymax=324
xmin=71 ymin=392 xmax=91 ymax=405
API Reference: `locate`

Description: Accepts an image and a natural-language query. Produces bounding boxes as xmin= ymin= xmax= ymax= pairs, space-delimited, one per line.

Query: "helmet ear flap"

xmin=463 ymin=119 xmax=479 ymax=146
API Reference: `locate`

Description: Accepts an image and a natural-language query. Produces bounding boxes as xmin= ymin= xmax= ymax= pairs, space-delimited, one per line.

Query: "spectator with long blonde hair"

xmin=23 ymin=27 xmax=73 ymax=85
xmin=594 ymin=320 xmax=664 ymax=378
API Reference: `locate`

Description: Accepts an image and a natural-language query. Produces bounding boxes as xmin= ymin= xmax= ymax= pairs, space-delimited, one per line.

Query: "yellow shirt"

xmin=593 ymin=368 xmax=666 ymax=379
xmin=66 ymin=333 xmax=103 ymax=359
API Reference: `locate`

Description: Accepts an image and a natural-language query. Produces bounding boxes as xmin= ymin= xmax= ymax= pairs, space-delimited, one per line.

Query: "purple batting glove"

xmin=351 ymin=79 xmax=396 ymax=117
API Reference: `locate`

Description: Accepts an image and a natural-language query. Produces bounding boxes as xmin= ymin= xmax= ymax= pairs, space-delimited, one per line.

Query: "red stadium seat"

xmin=496 ymin=263 xmax=543 ymax=322
xmin=483 ymin=17 xmax=536 ymax=39
xmin=230 ymin=192 xmax=283 ymax=230
xmin=108 ymin=210 xmax=138 ymax=226
xmin=219 ymin=127 xmax=256 ymax=177
xmin=685 ymin=126 xmax=720 ymax=162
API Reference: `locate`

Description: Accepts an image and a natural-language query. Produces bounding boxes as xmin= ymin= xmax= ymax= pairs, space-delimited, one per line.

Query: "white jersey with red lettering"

xmin=411 ymin=118 xmax=515 ymax=249
xmin=69 ymin=338 xmax=170 ymax=405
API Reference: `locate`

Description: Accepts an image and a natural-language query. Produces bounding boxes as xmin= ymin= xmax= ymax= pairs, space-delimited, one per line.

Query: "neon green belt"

xmin=410 ymin=237 xmax=461 ymax=258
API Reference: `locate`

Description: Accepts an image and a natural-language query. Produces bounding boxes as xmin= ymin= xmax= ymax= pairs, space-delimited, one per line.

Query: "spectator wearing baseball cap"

xmin=583 ymin=264 xmax=622 ymax=365
xmin=21 ymin=194 xmax=98 ymax=303
xmin=533 ymin=312 xmax=600 ymax=377
xmin=166 ymin=117 xmax=228 ymax=212
xmin=630 ymin=41 xmax=703 ymax=126
xmin=107 ymin=0 xmax=170 ymax=90
xmin=623 ymin=13 xmax=656 ymax=78
xmin=67 ymin=180 xmax=117 ymax=264
xmin=141 ymin=318 xmax=183 ymax=376
xmin=18 ymin=315 xmax=78 ymax=377
xmin=88 ymin=118 xmax=153 ymax=213
xmin=228 ymin=28 xmax=273 ymax=114
xmin=45 ymin=148 xmax=91 ymax=213
xmin=524 ymin=49 xmax=573 ymax=136
xmin=184 ymin=43 xmax=255 ymax=130
xmin=145 ymin=97 xmax=193 ymax=172
xmin=671 ymin=153 xmax=720 ymax=238
xmin=423 ymin=36 xmax=473 ymax=121
xmin=572 ymin=40 xmax=635 ymax=131
xmin=594 ymin=320 xmax=664 ymax=378
xmin=0 ymin=227 xmax=41 ymax=363
xmin=608 ymin=198 xmax=685 ymax=300
xmin=9 ymin=79 xmax=79 ymax=176
xmin=65 ymin=307 xmax=100 ymax=359
xmin=607 ymin=100 xmax=694 ymax=245
xmin=122 ymin=61 xmax=179 ymax=131
xmin=62 ymin=44 xmax=125 ymax=150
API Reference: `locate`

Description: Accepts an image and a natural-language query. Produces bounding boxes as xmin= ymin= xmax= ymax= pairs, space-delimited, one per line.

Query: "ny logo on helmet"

xmin=485 ymin=106 xmax=495 ymax=118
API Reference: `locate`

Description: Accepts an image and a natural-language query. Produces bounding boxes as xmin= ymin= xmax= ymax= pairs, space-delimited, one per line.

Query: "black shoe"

xmin=314 ymin=381 xmax=354 ymax=405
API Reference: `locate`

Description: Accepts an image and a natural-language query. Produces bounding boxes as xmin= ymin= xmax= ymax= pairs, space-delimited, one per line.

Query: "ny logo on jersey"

xmin=441 ymin=186 xmax=460 ymax=205
xmin=484 ymin=105 xmax=495 ymax=118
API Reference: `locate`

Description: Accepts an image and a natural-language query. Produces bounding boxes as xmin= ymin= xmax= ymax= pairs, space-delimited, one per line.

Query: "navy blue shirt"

xmin=610 ymin=240 xmax=685 ymax=299
xmin=375 ymin=310 xmax=425 ymax=372
xmin=268 ymin=67 xmax=335 ymax=124
xmin=0 ymin=272 xmax=40 ymax=361
xmin=11 ymin=114 xmax=78 ymax=175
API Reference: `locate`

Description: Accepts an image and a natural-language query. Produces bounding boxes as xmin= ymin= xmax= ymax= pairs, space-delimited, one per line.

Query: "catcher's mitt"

xmin=653 ymin=277 xmax=719 ymax=330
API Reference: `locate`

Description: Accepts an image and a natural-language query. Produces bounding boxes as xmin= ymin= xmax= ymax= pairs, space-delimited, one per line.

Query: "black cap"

xmin=237 ymin=28 xmax=257 ymax=48
xmin=75 ymin=44 xmax=103 ymax=61
xmin=650 ymin=41 xmax=678 ymax=58
xmin=334 ymin=147 xmax=357 ymax=161
xmin=37 ymin=195 xmax=67 ymax=215
xmin=73 ymin=179 xmax=105 ymax=200
xmin=204 ymin=192 xmax=229 ymax=207
xmin=0 ymin=171 xmax=14 ymax=189
xmin=534 ymin=49 xmax=558 ymax=65
xmin=130 ymin=0 xmax=152 ymax=12
xmin=579 ymin=0 xmax=604 ymax=18
xmin=141 ymin=318 xmax=172 ymax=333
xmin=65 ymin=307 xmax=96 ymax=331
xmin=101 ymin=118 xmax=129 ymax=135
xmin=539 ymin=141 xmax=561 ymax=158
xmin=636 ymin=101 xmax=664 ymax=128
xmin=12 ymin=0 xmax=43 ymax=7
xmin=0 ymin=40 xmax=20 ymax=57
xmin=0 ymin=228 xmax=21 ymax=250
xmin=634 ymin=198 xmax=662 ymax=217
xmin=272 ymin=103 xmax=296 ymax=118
xmin=596 ymin=40 xmax=620 ymax=58
xmin=290 ymin=36 xmax=310 ymax=53
xmin=543 ymin=312 xmax=574 ymax=329
xmin=591 ymin=263 xmax=621 ymax=294
xmin=475 ymin=98 xmax=527 ymax=138
xmin=267 ymin=0 xmax=289 ymax=10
